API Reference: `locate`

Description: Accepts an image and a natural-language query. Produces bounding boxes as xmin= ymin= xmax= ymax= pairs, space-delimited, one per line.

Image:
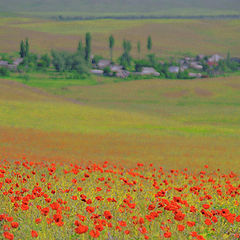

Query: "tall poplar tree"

xmin=25 ymin=38 xmax=29 ymax=57
xmin=109 ymin=35 xmax=115 ymax=63
xmin=147 ymin=36 xmax=152 ymax=51
xmin=77 ymin=40 xmax=84 ymax=56
xmin=137 ymin=41 xmax=141 ymax=59
xmin=85 ymin=32 xmax=91 ymax=62
xmin=19 ymin=40 xmax=25 ymax=58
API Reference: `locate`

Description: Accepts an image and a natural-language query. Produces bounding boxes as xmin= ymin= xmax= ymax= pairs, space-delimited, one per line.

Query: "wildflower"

xmin=75 ymin=224 xmax=88 ymax=234
xmin=164 ymin=232 xmax=171 ymax=238
xmin=86 ymin=206 xmax=95 ymax=213
xmin=3 ymin=232 xmax=14 ymax=240
xmin=177 ymin=225 xmax=185 ymax=231
xmin=11 ymin=222 xmax=19 ymax=228
xmin=6 ymin=217 xmax=13 ymax=222
xmin=202 ymin=204 xmax=210 ymax=209
xmin=35 ymin=218 xmax=41 ymax=224
xmin=187 ymin=221 xmax=196 ymax=227
xmin=41 ymin=207 xmax=49 ymax=216
xmin=174 ymin=211 xmax=185 ymax=221
xmin=90 ymin=230 xmax=100 ymax=238
xmin=205 ymin=219 xmax=212 ymax=226
xmin=31 ymin=230 xmax=38 ymax=238
xmin=104 ymin=211 xmax=112 ymax=220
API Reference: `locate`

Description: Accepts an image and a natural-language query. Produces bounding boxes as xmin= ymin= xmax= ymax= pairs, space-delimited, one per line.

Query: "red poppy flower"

xmin=31 ymin=230 xmax=38 ymax=238
xmin=35 ymin=218 xmax=41 ymax=224
xmin=11 ymin=222 xmax=19 ymax=228
xmin=89 ymin=230 xmax=100 ymax=238
xmin=205 ymin=219 xmax=212 ymax=226
xmin=41 ymin=207 xmax=49 ymax=216
xmin=103 ymin=211 xmax=112 ymax=220
xmin=177 ymin=225 xmax=185 ymax=231
xmin=187 ymin=221 xmax=196 ymax=227
xmin=3 ymin=232 xmax=14 ymax=240
xmin=75 ymin=224 xmax=88 ymax=234
xmin=164 ymin=232 xmax=171 ymax=238
xmin=86 ymin=206 xmax=95 ymax=213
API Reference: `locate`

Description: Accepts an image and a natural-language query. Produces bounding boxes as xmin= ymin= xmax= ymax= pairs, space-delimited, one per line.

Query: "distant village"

xmin=0 ymin=35 xmax=240 ymax=79
xmin=90 ymin=54 xmax=240 ymax=79
xmin=1 ymin=53 xmax=239 ymax=80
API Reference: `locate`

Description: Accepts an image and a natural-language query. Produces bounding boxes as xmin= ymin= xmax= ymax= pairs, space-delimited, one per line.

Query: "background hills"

xmin=0 ymin=0 xmax=240 ymax=17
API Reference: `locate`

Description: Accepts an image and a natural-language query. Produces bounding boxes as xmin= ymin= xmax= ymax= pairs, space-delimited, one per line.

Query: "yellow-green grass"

xmin=0 ymin=77 xmax=240 ymax=172
xmin=0 ymin=17 xmax=240 ymax=57
xmin=45 ymin=76 xmax=240 ymax=133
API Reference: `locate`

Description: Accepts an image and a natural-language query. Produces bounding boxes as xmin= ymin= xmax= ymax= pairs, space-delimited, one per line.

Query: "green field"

xmin=0 ymin=17 xmax=240 ymax=58
xmin=0 ymin=75 xmax=240 ymax=172
xmin=0 ymin=14 xmax=240 ymax=172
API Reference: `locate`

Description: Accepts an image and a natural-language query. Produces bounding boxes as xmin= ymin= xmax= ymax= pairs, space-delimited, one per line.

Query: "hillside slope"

xmin=0 ymin=77 xmax=240 ymax=171
xmin=0 ymin=0 xmax=240 ymax=15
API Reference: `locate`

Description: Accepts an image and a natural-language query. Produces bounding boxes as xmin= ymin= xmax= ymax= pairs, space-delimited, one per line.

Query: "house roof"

xmin=110 ymin=65 xmax=123 ymax=72
xmin=168 ymin=66 xmax=179 ymax=73
xmin=208 ymin=54 xmax=224 ymax=62
xmin=97 ymin=59 xmax=111 ymax=69
xmin=141 ymin=67 xmax=160 ymax=76
xmin=91 ymin=69 xmax=103 ymax=75
xmin=0 ymin=60 xmax=8 ymax=66
xmin=13 ymin=58 xmax=23 ymax=66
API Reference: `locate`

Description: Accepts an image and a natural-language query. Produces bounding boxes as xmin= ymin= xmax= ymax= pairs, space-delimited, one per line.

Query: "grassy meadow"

xmin=0 ymin=15 xmax=240 ymax=173
xmin=0 ymin=75 xmax=240 ymax=172
xmin=0 ymin=17 xmax=240 ymax=58
xmin=0 ymin=13 xmax=240 ymax=240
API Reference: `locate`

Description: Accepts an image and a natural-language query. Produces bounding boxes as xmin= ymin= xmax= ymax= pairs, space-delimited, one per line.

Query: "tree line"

xmin=16 ymin=33 xmax=157 ymax=75
xmin=1 ymin=32 xmax=239 ymax=79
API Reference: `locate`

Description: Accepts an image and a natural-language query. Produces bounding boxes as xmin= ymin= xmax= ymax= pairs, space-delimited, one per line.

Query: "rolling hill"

xmin=0 ymin=76 xmax=240 ymax=172
xmin=0 ymin=0 xmax=240 ymax=16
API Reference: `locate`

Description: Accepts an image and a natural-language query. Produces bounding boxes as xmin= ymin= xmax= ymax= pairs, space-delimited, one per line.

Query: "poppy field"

xmin=0 ymin=158 xmax=240 ymax=240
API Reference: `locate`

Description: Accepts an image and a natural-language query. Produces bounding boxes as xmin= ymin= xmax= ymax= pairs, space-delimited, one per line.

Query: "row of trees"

xmin=15 ymin=34 xmax=239 ymax=79
xmin=18 ymin=33 xmax=92 ymax=74
xmin=17 ymin=33 xmax=154 ymax=74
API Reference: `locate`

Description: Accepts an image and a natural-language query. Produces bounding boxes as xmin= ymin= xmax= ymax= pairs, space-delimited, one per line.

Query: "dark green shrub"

xmin=0 ymin=67 xmax=10 ymax=76
xmin=103 ymin=66 xmax=111 ymax=75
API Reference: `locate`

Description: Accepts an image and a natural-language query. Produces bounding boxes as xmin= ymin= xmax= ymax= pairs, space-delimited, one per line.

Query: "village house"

xmin=189 ymin=62 xmax=203 ymax=70
xmin=97 ymin=59 xmax=111 ymax=69
xmin=208 ymin=54 xmax=224 ymax=63
xmin=188 ymin=72 xmax=202 ymax=78
xmin=0 ymin=58 xmax=23 ymax=71
xmin=115 ymin=70 xmax=130 ymax=78
xmin=110 ymin=65 xmax=123 ymax=72
xmin=90 ymin=69 xmax=103 ymax=76
xmin=0 ymin=60 xmax=9 ymax=67
xmin=140 ymin=67 xmax=160 ymax=76
xmin=196 ymin=54 xmax=205 ymax=61
xmin=168 ymin=66 xmax=180 ymax=73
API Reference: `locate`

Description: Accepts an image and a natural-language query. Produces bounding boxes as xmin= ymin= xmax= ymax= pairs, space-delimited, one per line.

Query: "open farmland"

xmin=0 ymin=76 xmax=240 ymax=239
xmin=0 ymin=12 xmax=240 ymax=239
xmin=0 ymin=17 xmax=240 ymax=58
xmin=0 ymin=76 xmax=240 ymax=172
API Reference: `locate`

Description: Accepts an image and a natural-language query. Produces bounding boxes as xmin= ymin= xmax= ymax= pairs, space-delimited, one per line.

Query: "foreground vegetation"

xmin=0 ymin=13 xmax=240 ymax=240
xmin=0 ymin=159 xmax=239 ymax=239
